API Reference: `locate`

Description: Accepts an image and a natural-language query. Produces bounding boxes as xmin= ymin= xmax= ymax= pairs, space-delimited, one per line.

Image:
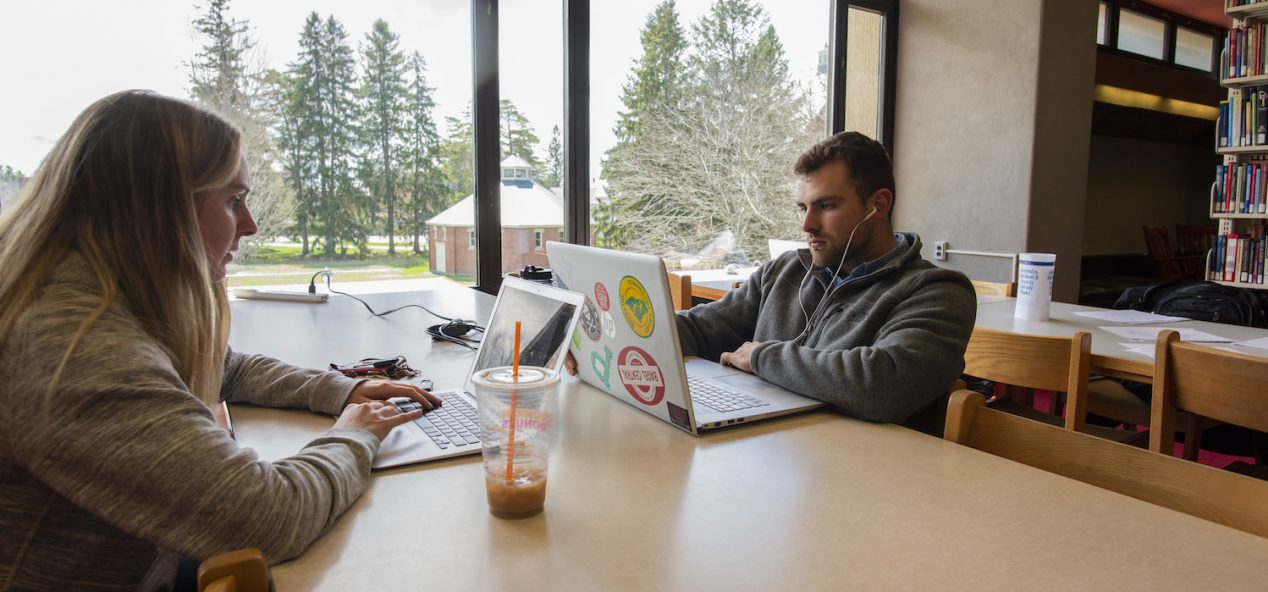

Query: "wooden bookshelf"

xmin=1222 ymin=72 xmax=1268 ymax=88
xmin=1214 ymin=5 xmax=1268 ymax=290
xmin=1228 ymin=2 xmax=1268 ymax=21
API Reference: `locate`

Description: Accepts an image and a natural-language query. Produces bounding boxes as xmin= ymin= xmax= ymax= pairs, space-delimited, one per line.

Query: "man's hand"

xmin=719 ymin=341 xmax=761 ymax=374
xmin=345 ymin=380 xmax=442 ymax=411
xmin=564 ymin=351 xmax=578 ymax=376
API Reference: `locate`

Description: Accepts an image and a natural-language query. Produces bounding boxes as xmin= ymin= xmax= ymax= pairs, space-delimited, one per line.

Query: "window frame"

xmin=469 ymin=0 xmax=897 ymax=292
xmin=1099 ymin=0 xmax=1222 ymax=77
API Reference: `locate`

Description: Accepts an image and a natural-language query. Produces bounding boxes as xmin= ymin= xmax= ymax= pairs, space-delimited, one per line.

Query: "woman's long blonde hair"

xmin=0 ymin=90 xmax=241 ymax=407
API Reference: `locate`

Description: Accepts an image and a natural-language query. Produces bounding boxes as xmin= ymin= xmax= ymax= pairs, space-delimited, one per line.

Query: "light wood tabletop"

xmin=974 ymin=298 xmax=1268 ymax=382
xmin=227 ymin=285 xmax=1268 ymax=591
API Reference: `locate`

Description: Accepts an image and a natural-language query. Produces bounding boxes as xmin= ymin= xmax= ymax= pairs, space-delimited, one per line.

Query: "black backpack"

xmin=1113 ymin=281 xmax=1268 ymax=328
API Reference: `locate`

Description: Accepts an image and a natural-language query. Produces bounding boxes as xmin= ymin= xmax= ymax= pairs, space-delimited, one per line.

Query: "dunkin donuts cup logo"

xmin=618 ymin=276 xmax=654 ymax=338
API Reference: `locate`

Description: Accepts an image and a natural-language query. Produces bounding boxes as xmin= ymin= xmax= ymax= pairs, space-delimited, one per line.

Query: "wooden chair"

xmin=963 ymin=328 xmax=1092 ymax=432
xmin=1143 ymin=225 xmax=1203 ymax=281
xmin=198 ymin=548 xmax=271 ymax=592
xmin=1086 ymin=377 xmax=1211 ymax=460
xmin=666 ymin=271 xmax=693 ymax=311
xmin=1150 ymin=330 xmax=1268 ymax=467
xmin=970 ymin=279 xmax=1016 ymax=297
xmin=944 ymin=390 xmax=1268 ymax=540
xmin=962 ymin=328 xmax=1140 ymax=443
xmin=1175 ymin=224 xmax=1215 ymax=259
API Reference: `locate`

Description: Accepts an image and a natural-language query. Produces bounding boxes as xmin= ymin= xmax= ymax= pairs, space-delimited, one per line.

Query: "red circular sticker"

xmin=594 ymin=282 xmax=610 ymax=311
xmin=617 ymin=346 xmax=665 ymax=406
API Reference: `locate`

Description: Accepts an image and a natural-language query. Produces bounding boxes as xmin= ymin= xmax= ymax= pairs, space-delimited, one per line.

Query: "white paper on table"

xmin=1099 ymin=326 xmax=1236 ymax=343
xmin=1236 ymin=336 xmax=1268 ymax=350
xmin=1119 ymin=343 xmax=1156 ymax=358
xmin=1073 ymin=310 xmax=1188 ymax=324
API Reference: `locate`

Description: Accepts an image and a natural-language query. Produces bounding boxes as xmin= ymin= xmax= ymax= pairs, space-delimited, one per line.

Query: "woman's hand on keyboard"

xmin=344 ymin=379 xmax=442 ymax=411
xmin=334 ymin=400 xmax=422 ymax=441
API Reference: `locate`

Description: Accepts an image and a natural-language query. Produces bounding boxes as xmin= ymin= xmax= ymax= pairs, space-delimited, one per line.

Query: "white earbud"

xmin=861 ymin=206 xmax=878 ymax=222
xmin=795 ymin=203 xmax=880 ymax=342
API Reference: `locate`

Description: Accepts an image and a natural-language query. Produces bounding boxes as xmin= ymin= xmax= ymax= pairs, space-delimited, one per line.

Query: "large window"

xmin=1117 ymin=8 xmax=1167 ymax=60
xmin=0 ymin=0 xmax=896 ymax=292
xmin=588 ymin=0 xmax=890 ymax=269
xmin=0 ymin=1 xmax=473 ymax=286
xmin=1096 ymin=1 xmax=1220 ymax=75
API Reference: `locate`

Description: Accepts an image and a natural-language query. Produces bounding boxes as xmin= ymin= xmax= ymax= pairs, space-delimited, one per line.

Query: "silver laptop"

xmin=373 ymin=277 xmax=584 ymax=469
xmin=546 ymin=242 xmax=824 ymax=435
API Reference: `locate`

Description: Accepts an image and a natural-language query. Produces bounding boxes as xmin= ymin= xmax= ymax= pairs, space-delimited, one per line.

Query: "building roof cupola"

xmin=500 ymin=155 xmax=535 ymax=183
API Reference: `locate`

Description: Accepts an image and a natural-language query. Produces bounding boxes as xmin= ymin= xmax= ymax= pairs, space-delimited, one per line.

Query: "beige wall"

xmin=893 ymin=0 xmax=1097 ymax=300
xmin=1083 ymin=135 xmax=1216 ymax=255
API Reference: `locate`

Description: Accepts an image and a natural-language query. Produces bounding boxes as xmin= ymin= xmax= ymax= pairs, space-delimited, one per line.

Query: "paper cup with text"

xmin=1015 ymin=253 xmax=1056 ymax=321
xmin=473 ymin=366 xmax=559 ymax=519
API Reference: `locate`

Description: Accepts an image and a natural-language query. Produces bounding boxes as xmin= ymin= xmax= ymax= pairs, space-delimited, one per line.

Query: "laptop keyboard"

xmin=396 ymin=392 xmax=481 ymax=449
xmin=687 ymin=377 xmax=770 ymax=413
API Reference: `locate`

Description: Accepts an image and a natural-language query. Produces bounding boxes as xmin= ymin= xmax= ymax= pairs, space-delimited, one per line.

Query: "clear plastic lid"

xmin=471 ymin=366 xmax=560 ymax=391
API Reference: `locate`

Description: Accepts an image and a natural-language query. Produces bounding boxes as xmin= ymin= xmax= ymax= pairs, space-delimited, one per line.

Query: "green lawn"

xmin=226 ymin=245 xmax=435 ymax=287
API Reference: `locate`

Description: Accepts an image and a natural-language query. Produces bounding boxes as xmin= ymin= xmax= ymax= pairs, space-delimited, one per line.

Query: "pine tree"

xmin=602 ymin=0 xmax=815 ymax=260
xmin=401 ymin=51 xmax=443 ymax=254
xmin=190 ymin=0 xmax=290 ymax=259
xmin=499 ymin=99 xmax=541 ymax=167
xmin=191 ymin=0 xmax=253 ymax=110
xmin=613 ymin=0 xmax=686 ymax=144
xmin=599 ymin=0 xmax=686 ymax=250
xmin=286 ymin=13 xmax=362 ymax=257
xmin=359 ymin=19 xmax=409 ymax=255
xmin=540 ymin=125 xmax=563 ymax=189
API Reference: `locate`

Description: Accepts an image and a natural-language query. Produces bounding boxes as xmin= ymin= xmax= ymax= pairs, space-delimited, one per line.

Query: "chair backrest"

xmin=970 ymin=279 xmax=1016 ymax=297
xmin=768 ymin=239 xmax=802 ymax=260
xmin=1175 ymin=224 xmax=1215 ymax=256
xmin=962 ymin=328 xmax=1090 ymax=431
xmin=198 ymin=548 xmax=271 ymax=592
xmin=1142 ymin=225 xmax=1183 ymax=280
xmin=1149 ymin=330 xmax=1268 ymax=455
xmin=944 ymin=390 xmax=1268 ymax=540
xmin=665 ymin=271 xmax=692 ymax=311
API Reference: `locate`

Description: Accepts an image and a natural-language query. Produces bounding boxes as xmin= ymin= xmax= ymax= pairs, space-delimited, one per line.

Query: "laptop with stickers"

xmin=373 ymin=277 xmax=584 ymax=468
xmin=546 ymin=242 xmax=823 ymax=435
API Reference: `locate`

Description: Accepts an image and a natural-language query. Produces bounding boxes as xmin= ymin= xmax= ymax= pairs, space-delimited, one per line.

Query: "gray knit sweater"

xmin=676 ymin=233 xmax=976 ymax=423
xmin=0 ymin=256 xmax=378 ymax=591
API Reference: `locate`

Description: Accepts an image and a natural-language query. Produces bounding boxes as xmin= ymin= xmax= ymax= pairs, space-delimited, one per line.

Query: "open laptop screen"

xmin=467 ymin=277 xmax=583 ymax=386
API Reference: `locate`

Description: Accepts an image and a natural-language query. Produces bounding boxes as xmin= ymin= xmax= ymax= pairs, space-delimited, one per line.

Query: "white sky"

xmin=0 ymin=0 xmax=827 ymax=180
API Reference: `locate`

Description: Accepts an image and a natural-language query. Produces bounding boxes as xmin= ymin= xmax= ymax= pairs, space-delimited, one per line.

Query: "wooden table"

xmin=974 ymin=299 xmax=1268 ymax=382
xmin=681 ymin=267 xmax=756 ymax=301
xmin=227 ymin=286 xmax=1268 ymax=591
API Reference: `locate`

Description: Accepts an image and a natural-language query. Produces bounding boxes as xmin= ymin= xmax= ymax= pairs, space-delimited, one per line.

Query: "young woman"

xmin=0 ymin=90 xmax=440 ymax=590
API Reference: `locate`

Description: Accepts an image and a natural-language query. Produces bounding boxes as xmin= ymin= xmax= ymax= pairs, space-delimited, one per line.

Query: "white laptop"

xmin=373 ymin=277 xmax=584 ymax=469
xmin=546 ymin=242 xmax=824 ymax=435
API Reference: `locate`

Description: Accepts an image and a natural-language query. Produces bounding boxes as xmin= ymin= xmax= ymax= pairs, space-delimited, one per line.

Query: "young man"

xmin=674 ymin=132 xmax=976 ymax=430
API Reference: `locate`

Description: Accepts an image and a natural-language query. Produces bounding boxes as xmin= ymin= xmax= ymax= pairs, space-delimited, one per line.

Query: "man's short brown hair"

xmin=793 ymin=131 xmax=895 ymax=205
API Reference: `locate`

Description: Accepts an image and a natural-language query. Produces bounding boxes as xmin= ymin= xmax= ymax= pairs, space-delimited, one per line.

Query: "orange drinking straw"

xmin=505 ymin=321 xmax=522 ymax=483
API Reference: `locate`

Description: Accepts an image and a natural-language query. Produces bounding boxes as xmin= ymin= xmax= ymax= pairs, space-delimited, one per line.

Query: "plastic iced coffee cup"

xmin=472 ymin=366 xmax=559 ymax=519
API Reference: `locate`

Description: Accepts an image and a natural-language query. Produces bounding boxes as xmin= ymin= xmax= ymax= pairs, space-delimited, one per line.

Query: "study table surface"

xmin=228 ymin=286 xmax=1268 ymax=591
xmin=974 ymin=298 xmax=1268 ymax=382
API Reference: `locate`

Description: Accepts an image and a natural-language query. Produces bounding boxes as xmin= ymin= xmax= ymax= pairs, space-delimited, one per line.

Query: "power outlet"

xmin=933 ymin=241 xmax=947 ymax=261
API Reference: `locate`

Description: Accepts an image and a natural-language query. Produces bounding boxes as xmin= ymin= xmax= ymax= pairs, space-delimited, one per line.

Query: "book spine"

xmin=1241 ymin=237 xmax=1250 ymax=283
xmin=1215 ymin=235 xmax=1226 ymax=281
xmin=1222 ymin=235 xmax=1232 ymax=283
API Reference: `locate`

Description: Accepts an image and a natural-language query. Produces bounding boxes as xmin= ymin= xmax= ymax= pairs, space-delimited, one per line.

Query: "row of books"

xmin=1210 ymin=233 xmax=1267 ymax=285
xmin=1218 ymin=87 xmax=1268 ymax=148
xmin=1223 ymin=23 xmax=1268 ymax=79
xmin=1214 ymin=161 xmax=1268 ymax=214
xmin=1229 ymin=0 xmax=1268 ymax=7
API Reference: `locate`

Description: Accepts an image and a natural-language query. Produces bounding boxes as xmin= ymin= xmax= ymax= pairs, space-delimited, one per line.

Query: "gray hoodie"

xmin=676 ymin=233 xmax=976 ymax=424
